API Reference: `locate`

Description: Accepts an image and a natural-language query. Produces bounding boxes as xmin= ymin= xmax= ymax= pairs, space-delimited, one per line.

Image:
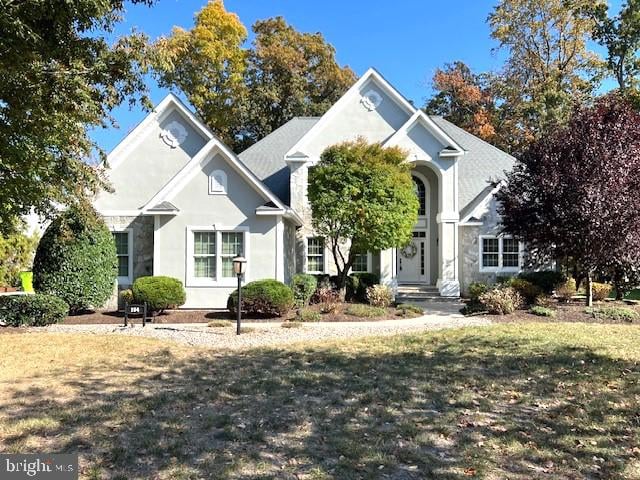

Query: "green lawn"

xmin=1 ymin=324 xmax=639 ymax=479
xmin=608 ymin=288 xmax=640 ymax=301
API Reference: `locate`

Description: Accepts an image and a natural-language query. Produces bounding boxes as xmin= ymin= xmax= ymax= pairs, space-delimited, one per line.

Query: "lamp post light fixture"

xmin=232 ymin=254 xmax=247 ymax=335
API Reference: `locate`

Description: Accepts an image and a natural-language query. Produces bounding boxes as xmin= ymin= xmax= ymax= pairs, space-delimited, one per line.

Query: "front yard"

xmin=1 ymin=323 xmax=639 ymax=479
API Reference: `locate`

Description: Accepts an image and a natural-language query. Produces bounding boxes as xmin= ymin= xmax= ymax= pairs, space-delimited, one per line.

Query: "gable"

xmin=171 ymin=152 xmax=268 ymax=222
xmin=95 ymin=101 xmax=209 ymax=212
xmin=302 ymin=78 xmax=411 ymax=158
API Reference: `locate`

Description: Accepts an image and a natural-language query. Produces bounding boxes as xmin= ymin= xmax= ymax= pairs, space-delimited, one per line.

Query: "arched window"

xmin=413 ymin=176 xmax=426 ymax=216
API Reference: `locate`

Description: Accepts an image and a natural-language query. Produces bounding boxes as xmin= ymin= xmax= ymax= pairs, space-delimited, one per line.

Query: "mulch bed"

xmin=60 ymin=303 xmax=419 ymax=325
xmin=485 ymin=299 xmax=640 ymax=325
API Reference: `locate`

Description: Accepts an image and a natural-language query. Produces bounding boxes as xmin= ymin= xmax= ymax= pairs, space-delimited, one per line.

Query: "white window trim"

xmin=412 ymin=171 xmax=430 ymax=220
xmin=208 ymin=170 xmax=228 ymax=195
xmin=186 ymin=225 xmax=250 ymax=287
xmin=305 ymin=236 xmax=327 ymax=274
xmin=479 ymin=235 xmax=524 ymax=273
xmin=351 ymin=251 xmax=372 ymax=274
xmin=111 ymin=228 xmax=133 ymax=285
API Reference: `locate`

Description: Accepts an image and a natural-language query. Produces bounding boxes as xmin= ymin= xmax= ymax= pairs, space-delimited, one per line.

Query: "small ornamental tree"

xmin=496 ymin=94 xmax=640 ymax=306
xmin=33 ymin=204 xmax=117 ymax=313
xmin=308 ymin=139 xmax=419 ymax=297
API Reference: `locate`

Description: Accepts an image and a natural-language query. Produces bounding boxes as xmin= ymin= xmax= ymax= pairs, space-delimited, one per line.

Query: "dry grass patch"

xmin=1 ymin=324 xmax=640 ymax=478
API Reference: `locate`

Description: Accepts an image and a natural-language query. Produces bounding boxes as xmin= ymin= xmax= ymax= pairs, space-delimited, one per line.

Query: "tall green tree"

xmin=587 ymin=0 xmax=640 ymax=99
xmin=0 ymin=1 xmax=153 ymax=235
xmin=488 ymin=0 xmax=599 ymax=153
xmin=308 ymin=139 xmax=418 ymax=295
xmin=240 ymin=17 xmax=356 ymax=149
xmin=153 ymin=0 xmax=248 ymax=147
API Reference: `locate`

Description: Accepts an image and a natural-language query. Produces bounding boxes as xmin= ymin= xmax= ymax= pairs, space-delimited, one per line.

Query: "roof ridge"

xmin=239 ymin=117 xmax=320 ymax=156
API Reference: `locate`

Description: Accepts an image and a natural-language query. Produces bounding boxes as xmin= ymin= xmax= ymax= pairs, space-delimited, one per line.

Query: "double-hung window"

xmin=221 ymin=232 xmax=244 ymax=278
xmin=351 ymin=251 xmax=370 ymax=273
xmin=480 ymin=236 xmax=523 ymax=271
xmin=193 ymin=232 xmax=216 ymax=279
xmin=306 ymin=237 xmax=325 ymax=273
xmin=112 ymin=230 xmax=132 ymax=283
xmin=187 ymin=227 xmax=247 ymax=285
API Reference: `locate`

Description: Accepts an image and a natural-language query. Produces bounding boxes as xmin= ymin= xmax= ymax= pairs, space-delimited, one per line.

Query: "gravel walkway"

xmin=39 ymin=313 xmax=491 ymax=350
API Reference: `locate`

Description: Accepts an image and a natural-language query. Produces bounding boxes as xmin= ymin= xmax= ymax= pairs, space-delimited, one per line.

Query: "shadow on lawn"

xmin=2 ymin=334 xmax=639 ymax=479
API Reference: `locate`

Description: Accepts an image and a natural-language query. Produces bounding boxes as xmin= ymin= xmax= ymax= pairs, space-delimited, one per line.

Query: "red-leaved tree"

xmin=496 ymin=94 xmax=640 ymax=305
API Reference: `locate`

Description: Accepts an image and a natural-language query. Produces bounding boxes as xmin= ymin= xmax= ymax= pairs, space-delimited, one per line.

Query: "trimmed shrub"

xmin=345 ymin=304 xmax=385 ymax=318
xmin=396 ymin=303 xmax=423 ymax=317
xmin=227 ymin=279 xmax=294 ymax=317
xmin=119 ymin=289 xmax=134 ymax=305
xmin=468 ymin=282 xmax=489 ymax=302
xmin=592 ymin=282 xmax=613 ymax=301
xmin=519 ymin=271 xmax=566 ymax=294
xmin=282 ymin=321 xmax=303 ymax=329
xmin=0 ymin=294 xmax=68 ymax=326
xmin=132 ymin=276 xmax=186 ymax=313
xmin=556 ymin=278 xmax=577 ymax=302
xmin=312 ymin=281 xmax=340 ymax=313
xmin=366 ymin=284 xmax=393 ymax=307
xmin=33 ymin=205 xmax=117 ymax=313
xmin=505 ymin=278 xmax=543 ymax=305
xmin=297 ymin=308 xmax=321 ymax=322
xmin=585 ymin=306 xmax=638 ymax=322
xmin=291 ymin=274 xmax=317 ymax=307
xmin=530 ymin=305 xmax=556 ymax=318
xmin=207 ymin=320 xmax=233 ymax=328
xmin=479 ymin=287 xmax=523 ymax=315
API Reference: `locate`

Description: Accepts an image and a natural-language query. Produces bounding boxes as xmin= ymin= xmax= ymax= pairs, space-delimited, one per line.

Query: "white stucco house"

xmin=95 ymin=68 xmax=520 ymax=308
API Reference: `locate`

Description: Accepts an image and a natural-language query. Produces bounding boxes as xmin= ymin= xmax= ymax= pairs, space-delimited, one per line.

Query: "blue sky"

xmin=93 ymin=0 xmax=622 ymax=153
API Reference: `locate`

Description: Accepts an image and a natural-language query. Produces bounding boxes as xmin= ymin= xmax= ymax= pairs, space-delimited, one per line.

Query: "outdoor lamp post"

xmin=232 ymin=255 xmax=247 ymax=335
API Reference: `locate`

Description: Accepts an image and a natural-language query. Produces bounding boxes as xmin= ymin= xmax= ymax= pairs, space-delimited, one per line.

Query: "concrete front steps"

xmin=396 ymin=284 xmax=464 ymax=315
xmin=396 ymin=285 xmax=461 ymax=303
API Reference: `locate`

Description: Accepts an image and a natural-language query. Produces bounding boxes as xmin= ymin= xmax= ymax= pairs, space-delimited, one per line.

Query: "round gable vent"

xmin=361 ymin=89 xmax=383 ymax=111
xmin=160 ymin=121 xmax=188 ymax=148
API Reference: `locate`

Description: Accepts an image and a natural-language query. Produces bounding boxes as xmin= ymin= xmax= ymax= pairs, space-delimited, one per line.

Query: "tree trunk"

xmin=586 ymin=272 xmax=593 ymax=307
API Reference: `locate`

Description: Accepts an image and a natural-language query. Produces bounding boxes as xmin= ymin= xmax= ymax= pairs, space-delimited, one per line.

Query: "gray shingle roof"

xmin=238 ymin=114 xmax=514 ymax=215
xmin=238 ymin=117 xmax=319 ymax=205
xmin=429 ymin=116 xmax=515 ymax=216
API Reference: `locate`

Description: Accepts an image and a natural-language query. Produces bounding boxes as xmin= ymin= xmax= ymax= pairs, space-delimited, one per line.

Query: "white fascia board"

xmin=459 ymin=181 xmax=505 ymax=224
xmin=105 ymin=93 xmax=214 ymax=171
xmin=284 ymin=67 xmax=417 ymax=161
xmin=142 ymin=139 xmax=287 ymax=212
xmin=382 ymin=110 xmax=465 ymax=156
xmin=255 ymin=208 xmax=286 ymax=216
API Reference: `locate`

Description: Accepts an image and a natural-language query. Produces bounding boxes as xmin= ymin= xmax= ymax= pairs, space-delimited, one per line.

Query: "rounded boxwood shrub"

xmin=290 ymin=274 xmax=317 ymax=307
xmin=227 ymin=279 xmax=294 ymax=317
xmin=132 ymin=276 xmax=186 ymax=313
xmin=0 ymin=294 xmax=68 ymax=326
xmin=33 ymin=205 xmax=117 ymax=313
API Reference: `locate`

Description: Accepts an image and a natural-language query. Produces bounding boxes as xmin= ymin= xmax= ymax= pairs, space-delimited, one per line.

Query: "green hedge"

xmin=33 ymin=205 xmax=117 ymax=313
xmin=291 ymin=274 xmax=317 ymax=307
xmin=519 ymin=271 xmax=566 ymax=294
xmin=132 ymin=276 xmax=186 ymax=313
xmin=0 ymin=294 xmax=68 ymax=326
xmin=228 ymin=279 xmax=294 ymax=317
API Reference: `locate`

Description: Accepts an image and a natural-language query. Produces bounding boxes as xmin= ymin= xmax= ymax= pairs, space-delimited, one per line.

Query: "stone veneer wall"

xmin=102 ymin=215 xmax=154 ymax=310
xmin=459 ymin=196 xmax=504 ymax=294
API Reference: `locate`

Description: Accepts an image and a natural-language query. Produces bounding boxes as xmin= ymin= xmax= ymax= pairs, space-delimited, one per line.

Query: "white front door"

xmin=397 ymin=232 xmax=428 ymax=283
